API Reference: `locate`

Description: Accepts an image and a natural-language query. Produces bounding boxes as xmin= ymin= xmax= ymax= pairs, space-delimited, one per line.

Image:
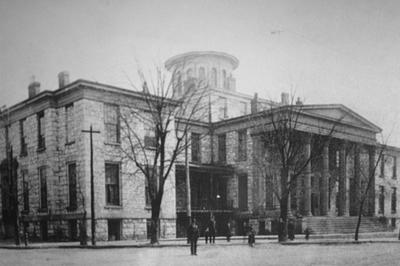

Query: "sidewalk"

xmin=0 ymin=232 xmax=398 ymax=249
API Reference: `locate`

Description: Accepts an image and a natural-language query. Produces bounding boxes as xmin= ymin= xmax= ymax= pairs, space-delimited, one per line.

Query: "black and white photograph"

xmin=1 ymin=1 xmax=400 ymax=265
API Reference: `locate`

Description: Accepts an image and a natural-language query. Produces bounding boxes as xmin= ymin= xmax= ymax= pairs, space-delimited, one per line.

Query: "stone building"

xmin=0 ymin=51 xmax=399 ymax=241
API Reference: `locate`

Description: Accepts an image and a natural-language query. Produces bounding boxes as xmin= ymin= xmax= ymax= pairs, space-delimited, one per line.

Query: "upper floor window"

xmin=105 ymin=163 xmax=120 ymax=206
xmin=191 ymin=133 xmax=201 ymax=163
xmin=68 ymin=163 xmax=77 ymax=210
xmin=144 ymin=124 xmax=156 ymax=149
xmin=238 ymin=129 xmax=247 ymax=161
xmin=211 ymin=68 xmax=217 ymax=88
xmin=65 ymin=104 xmax=75 ymax=144
xmin=240 ymin=102 xmax=247 ymax=116
xmin=104 ymin=104 xmax=120 ymax=144
xmin=380 ymin=155 xmax=385 ymax=178
xmin=19 ymin=119 xmax=27 ymax=156
xmin=145 ymin=165 xmax=158 ymax=207
xmin=175 ymin=71 xmax=182 ymax=96
xmin=218 ymin=134 xmax=226 ymax=163
xmin=186 ymin=68 xmax=193 ymax=79
xmin=218 ymin=97 xmax=228 ymax=120
xmin=392 ymin=156 xmax=397 ymax=179
xmin=198 ymin=67 xmax=205 ymax=81
xmin=39 ymin=166 xmax=47 ymax=211
xmin=37 ymin=111 xmax=45 ymax=150
xmin=222 ymin=70 xmax=227 ymax=90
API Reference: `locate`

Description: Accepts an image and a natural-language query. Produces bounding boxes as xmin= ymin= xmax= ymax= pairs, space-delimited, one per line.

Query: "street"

xmin=1 ymin=242 xmax=400 ymax=266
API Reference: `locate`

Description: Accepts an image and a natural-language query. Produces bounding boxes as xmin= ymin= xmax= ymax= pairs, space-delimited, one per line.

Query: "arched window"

xmin=198 ymin=67 xmax=205 ymax=80
xmin=186 ymin=68 xmax=193 ymax=79
xmin=175 ymin=71 xmax=182 ymax=95
xmin=222 ymin=70 xmax=227 ymax=89
xmin=211 ymin=68 xmax=217 ymax=88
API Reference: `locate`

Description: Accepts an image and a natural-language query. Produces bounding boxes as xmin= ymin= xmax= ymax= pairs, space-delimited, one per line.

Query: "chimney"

xmin=28 ymin=80 xmax=41 ymax=98
xmin=251 ymin=93 xmax=258 ymax=114
xmin=296 ymin=97 xmax=303 ymax=105
xmin=281 ymin=92 xmax=289 ymax=105
xmin=58 ymin=71 xmax=70 ymax=88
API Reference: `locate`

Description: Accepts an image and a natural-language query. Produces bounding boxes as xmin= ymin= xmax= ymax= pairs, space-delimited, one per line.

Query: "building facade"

xmin=0 ymin=51 xmax=399 ymax=241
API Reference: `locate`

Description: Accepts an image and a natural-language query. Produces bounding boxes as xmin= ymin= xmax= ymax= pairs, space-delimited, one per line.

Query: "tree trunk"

xmin=151 ymin=201 xmax=161 ymax=244
xmin=355 ymin=198 xmax=366 ymax=241
xmin=279 ymin=168 xmax=289 ymax=242
xmin=80 ymin=211 xmax=87 ymax=246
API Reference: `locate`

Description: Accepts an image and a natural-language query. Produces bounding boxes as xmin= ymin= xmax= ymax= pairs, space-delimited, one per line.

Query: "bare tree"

xmin=252 ymin=95 xmax=341 ymax=242
xmin=119 ymin=67 xmax=208 ymax=243
xmin=354 ymin=140 xmax=387 ymax=241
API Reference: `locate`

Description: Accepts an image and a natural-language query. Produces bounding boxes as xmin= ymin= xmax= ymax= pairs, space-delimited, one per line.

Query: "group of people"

xmin=187 ymin=218 xmax=255 ymax=255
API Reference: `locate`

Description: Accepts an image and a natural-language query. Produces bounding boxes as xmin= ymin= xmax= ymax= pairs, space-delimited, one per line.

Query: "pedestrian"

xmin=187 ymin=219 xmax=199 ymax=255
xmin=248 ymin=226 xmax=255 ymax=247
xmin=226 ymin=221 xmax=232 ymax=242
xmin=208 ymin=218 xmax=216 ymax=244
xmin=204 ymin=226 xmax=209 ymax=244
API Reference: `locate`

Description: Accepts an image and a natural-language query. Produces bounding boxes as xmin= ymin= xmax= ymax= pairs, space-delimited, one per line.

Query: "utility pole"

xmin=82 ymin=125 xmax=100 ymax=246
xmin=185 ymin=133 xmax=191 ymax=225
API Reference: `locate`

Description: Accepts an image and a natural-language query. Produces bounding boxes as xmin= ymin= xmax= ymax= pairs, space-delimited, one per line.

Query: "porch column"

xmin=304 ymin=135 xmax=312 ymax=216
xmin=354 ymin=144 xmax=361 ymax=215
xmin=338 ymin=141 xmax=349 ymax=216
xmin=321 ymin=140 xmax=330 ymax=216
xmin=368 ymin=146 xmax=376 ymax=216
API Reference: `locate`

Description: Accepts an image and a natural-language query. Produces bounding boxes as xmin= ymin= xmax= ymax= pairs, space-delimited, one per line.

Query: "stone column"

xmin=321 ymin=141 xmax=330 ymax=216
xmin=354 ymin=144 xmax=361 ymax=215
xmin=338 ymin=141 xmax=349 ymax=216
xmin=368 ymin=146 xmax=376 ymax=216
xmin=304 ymin=135 xmax=312 ymax=216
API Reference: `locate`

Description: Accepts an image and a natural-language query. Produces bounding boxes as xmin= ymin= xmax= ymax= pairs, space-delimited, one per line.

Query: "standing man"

xmin=208 ymin=217 xmax=216 ymax=244
xmin=226 ymin=221 xmax=232 ymax=242
xmin=188 ymin=219 xmax=199 ymax=255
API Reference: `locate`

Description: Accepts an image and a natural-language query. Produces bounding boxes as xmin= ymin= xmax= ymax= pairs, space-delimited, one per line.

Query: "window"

xmin=145 ymin=165 xmax=158 ymax=207
xmin=65 ymin=104 xmax=74 ymax=144
xmin=391 ymin=187 xmax=397 ymax=214
xmin=238 ymin=129 xmax=247 ymax=161
xmin=68 ymin=163 xmax=77 ymax=210
xmin=380 ymin=155 xmax=385 ymax=178
xmin=39 ymin=167 xmax=47 ymax=210
xmin=104 ymin=104 xmax=120 ymax=143
xmin=218 ymin=134 xmax=226 ymax=163
xmin=392 ymin=156 xmax=397 ymax=179
xmin=175 ymin=71 xmax=182 ymax=95
xmin=22 ymin=170 xmax=29 ymax=212
xmin=335 ymin=150 xmax=340 ymax=168
xmin=218 ymin=97 xmax=228 ymax=120
xmin=211 ymin=68 xmax=217 ymax=87
xmin=144 ymin=124 xmax=157 ymax=148
xmin=191 ymin=133 xmax=201 ymax=163
xmin=222 ymin=70 xmax=227 ymax=89
xmin=240 ymin=102 xmax=247 ymax=116
xmin=379 ymin=185 xmax=385 ymax=214
xmin=198 ymin=67 xmax=205 ymax=80
xmin=20 ymin=119 xmax=27 ymax=156
xmin=105 ymin=163 xmax=120 ymax=206
xmin=37 ymin=111 xmax=45 ymax=149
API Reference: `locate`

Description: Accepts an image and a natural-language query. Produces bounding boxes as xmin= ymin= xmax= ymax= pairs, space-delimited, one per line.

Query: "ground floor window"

xmin=68 ymin=219 xmax=78 ymax=241
xmin=40 ymin=221 xmax=48 ymax=241
xmin=108 ymin=219 xmax=121 ymax=241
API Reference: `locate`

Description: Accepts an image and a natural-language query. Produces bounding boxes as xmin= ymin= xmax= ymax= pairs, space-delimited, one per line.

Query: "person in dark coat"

xmin=204 ymin=226 xmax=209 ymax=244
xmin=208 ymin=218 xmax=216 ymax=244
xmin=248 ymin=226 xmax=255 ymax=247
xmin=187 ymin=219 xmax=199 ymax=255
xmin=226 ymin=221 xmax=232 ymax=242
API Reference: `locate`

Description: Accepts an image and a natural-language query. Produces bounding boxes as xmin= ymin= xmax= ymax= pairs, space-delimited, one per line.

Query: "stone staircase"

xmin=302 ymin=216 xmax=394 ymax=234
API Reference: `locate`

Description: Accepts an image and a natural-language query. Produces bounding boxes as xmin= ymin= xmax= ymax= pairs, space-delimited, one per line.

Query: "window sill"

xmin=65 ymin=141 xmax=75 ymax=146
xmin=104 ymin=205 xmax=122 ymax=210
xmin=104 ymin=142 xmax=121 ymax=147
xmin=145 ymin=146 xmax=156 ymax=151
xmin=37 ymin=147 xmax=46 ymax=153
xmin=144 ymin=206 xmax=152 ymax=210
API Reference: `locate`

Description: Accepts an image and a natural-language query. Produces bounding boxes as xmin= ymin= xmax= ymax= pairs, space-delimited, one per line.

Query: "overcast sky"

xmin=1 ymin=0 xmax=399 ymax=146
